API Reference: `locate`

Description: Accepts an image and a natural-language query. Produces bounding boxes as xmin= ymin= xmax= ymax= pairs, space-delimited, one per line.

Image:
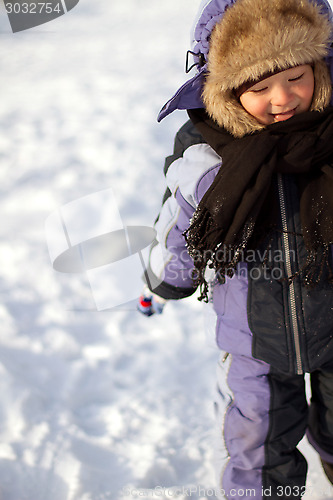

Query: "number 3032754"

xmin=5 ymin=3 xmax=62 ymax=14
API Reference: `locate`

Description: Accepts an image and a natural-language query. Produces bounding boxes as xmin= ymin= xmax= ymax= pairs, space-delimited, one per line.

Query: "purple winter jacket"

xmin=147 ymin=0 xmax=333 ymax=376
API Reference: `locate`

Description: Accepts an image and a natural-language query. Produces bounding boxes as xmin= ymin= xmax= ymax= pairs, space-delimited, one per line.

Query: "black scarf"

xmin=185 ymin=107 xmax=333 ymax=301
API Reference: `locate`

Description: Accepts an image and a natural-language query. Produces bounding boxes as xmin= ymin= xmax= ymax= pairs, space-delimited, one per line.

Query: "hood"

xmin=157 ymin=0 xmax=333 ymax=124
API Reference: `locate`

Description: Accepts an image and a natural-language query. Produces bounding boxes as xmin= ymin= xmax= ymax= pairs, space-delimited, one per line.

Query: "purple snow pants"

xmin=214 ymin=352 xmax=333 ymax=500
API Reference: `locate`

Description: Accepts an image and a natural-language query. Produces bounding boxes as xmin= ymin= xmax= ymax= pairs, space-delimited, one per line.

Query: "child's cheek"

xmin=250 ymin=99 xmax=271 ymax=124
xmin=240 ymin=93 xmax=271 ymax=124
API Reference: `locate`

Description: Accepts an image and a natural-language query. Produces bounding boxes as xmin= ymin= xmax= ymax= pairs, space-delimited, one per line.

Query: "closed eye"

xmin=288 ymin=73 xmax=304 ymax=82
xmin=251 ymin=86 xmax=268 ymax=93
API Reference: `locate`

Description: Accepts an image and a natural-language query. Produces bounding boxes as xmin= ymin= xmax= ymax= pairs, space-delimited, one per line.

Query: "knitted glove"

xmin=137 ymin=285 xmax=167 ymax=317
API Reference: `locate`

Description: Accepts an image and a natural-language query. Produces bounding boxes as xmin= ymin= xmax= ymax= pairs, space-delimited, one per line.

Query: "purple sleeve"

xmin=146 ymin=126 xmax=221 ymax=300
xmin=146 ymin=188 xmax=198 ymax=300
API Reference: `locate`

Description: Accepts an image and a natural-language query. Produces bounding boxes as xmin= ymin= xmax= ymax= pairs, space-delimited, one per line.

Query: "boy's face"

xmin=239 ymin=64 xmax=315 ymax=125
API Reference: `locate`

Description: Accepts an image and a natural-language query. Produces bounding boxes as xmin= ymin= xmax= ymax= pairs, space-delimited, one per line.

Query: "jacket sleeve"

xmin=145 ymin=120 xmax=221 ymax=300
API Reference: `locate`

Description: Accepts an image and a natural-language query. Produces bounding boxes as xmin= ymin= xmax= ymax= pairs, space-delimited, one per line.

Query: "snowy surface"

xmin=0 ymin=1 xmax=333 ymax=499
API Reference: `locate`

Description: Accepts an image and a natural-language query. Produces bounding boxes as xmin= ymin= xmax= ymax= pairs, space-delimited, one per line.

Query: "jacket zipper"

xmin=277 ymin=174 xmax=303 ymax=375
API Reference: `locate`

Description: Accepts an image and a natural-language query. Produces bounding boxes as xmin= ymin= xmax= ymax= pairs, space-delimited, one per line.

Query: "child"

xmin=138 ymin=0 xmax=333 ymax=497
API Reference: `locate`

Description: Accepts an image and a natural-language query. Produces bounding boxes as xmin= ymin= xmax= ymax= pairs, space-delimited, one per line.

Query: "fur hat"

xmin=202 ymin=0 xmax=333 ymax=137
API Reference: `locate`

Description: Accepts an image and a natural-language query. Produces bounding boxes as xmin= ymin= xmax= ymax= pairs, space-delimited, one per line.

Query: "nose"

xmin=271 ymin=84 xmax=294 ymax=107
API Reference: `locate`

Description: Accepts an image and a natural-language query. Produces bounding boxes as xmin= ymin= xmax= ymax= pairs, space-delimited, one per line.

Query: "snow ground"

xmin=0 ymin=1 xmax=332 ymax=499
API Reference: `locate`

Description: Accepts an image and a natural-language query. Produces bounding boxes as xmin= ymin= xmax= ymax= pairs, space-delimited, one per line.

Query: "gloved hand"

xmin=137 ymin=285 xmax=167 ymax=316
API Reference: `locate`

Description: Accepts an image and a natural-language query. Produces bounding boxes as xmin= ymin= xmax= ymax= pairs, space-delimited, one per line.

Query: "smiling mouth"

xmin=271 ymin=108 xmax=297 ymax=121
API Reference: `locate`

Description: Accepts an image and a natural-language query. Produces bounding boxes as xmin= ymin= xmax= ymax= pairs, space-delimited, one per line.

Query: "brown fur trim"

xmin=311 ymin=59 xmax=332 ymax=111
xmin=202 ymin=0 xmax=332 ymax=137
